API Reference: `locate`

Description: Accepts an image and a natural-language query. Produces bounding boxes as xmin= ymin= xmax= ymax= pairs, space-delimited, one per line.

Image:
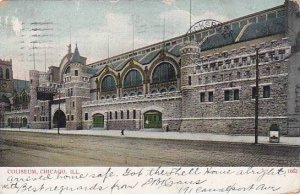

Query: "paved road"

xmin=0 ymin=131 xmax=299 ymax=166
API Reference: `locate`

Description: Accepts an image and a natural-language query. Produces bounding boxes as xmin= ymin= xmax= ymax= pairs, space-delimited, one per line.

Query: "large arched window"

xmin=124 ymin=69 xmax=143 ymax=88
xmin=5 ymin=69 xmax=9 ymax=79
xmin=0 ymin=68 xmax=3 ymax=79
xmin=101 ymin=75 xmax=116 ymax=92
xmin=64 ymin=66 xmax=71 ymax=74
xmin=152 ymin=62 xmax=176 ymax=83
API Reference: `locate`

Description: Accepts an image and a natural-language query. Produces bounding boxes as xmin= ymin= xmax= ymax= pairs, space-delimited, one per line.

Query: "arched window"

xmin=124 ymin=69 xmax=143 ymax=88
xmin=65 ymin=66 xmax=71 ymax=74
xmin=0 ymin=68 xmax=3 ymax=79
xmin=5 ymin=69 xmax=9 ymax=79
xmin=101 ymin=75 xmax=116 ymax=92
xmin=152 ymin=62 xmax=176 ymax=83
xmin=160 ymin=88 xmax=167 ymax=93
xmin=169 ymin=87 xmax=176 ymax=92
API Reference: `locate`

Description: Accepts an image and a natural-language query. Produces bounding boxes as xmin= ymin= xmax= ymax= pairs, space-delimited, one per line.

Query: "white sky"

xmin=0 ymin=0 xmax=284 ymax=80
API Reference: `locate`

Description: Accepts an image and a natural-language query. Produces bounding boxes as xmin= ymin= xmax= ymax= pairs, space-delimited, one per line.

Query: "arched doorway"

xmin=144 ymin=110 xmax=162 ymax=129
xmin=22 ymin=117 xmax=28 ymax=127
xmin=53 ymin=110 xmax=66 ymax=128
xmin=93 ymin=114 xmax=104 ymax=128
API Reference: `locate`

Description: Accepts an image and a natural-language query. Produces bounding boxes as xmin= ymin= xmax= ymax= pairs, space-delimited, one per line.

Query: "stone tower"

xmin=179 ymin=39 xmax=200 ymax=131
xmin=286 ymin=0 xmax=300 ymax=136
xmin=64 ymin=45 xmax=90 ymax=130
xmin=29 ymin=70 xmax=40 ymax=128
xmin=0 ymin=59 xmax=14 ymax=95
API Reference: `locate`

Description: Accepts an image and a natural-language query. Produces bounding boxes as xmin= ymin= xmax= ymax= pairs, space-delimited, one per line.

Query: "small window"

xmin=252 ymin=87 xmax=257 ymax=99
xmin=224 ymin=90 xmax=230 ymax=101
xmin=85 ymin=113 xmax=88 ymax=120
xmin=34 ymin=116 xmax=36 ymax=121
xmin=110 ymin=112 xmax=112 ymax=119
xmin=234 ymin=89 xmax=240 ymax=100
xmin=67 ymin=115 xmax=70 ymax=121
xmin=200 ymin=92 xmax=205 ymax=102
xmin=115 ymin=111 xmax=118 ymax=119
xmin=127 ymin=110 xmax=130 ymax=119
xmin=188 ymin=76 xmax=192 ymax=85
xmin=72 ymin=101 xmax=75 ymax=108
xmin=237 ymin=72 xmax=241 ymax=79
xmin=71 ymin=115 xmax=74 ymax=120
xmin=263 ymin=85 xmax=271 ymax=98
xmin=121 ymin=111 xmax=124 ymax=119
xmin=208 ymin=91 xmax=213 ymax=102
xmin=133 ymin=110 xmax=136 ymax=119
xmin=75 ymin=70 xmax=78 ymax=76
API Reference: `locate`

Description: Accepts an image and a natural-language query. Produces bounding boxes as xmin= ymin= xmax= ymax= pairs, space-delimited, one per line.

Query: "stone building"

xmin=0 ymin=59 xmax=29 ymax=127
xmin=3 ymin=0 xmax=300 ymax=136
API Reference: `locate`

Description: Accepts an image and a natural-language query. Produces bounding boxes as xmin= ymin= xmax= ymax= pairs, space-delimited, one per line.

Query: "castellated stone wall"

xmin=82 ymin=94 xmax=182 ymax=131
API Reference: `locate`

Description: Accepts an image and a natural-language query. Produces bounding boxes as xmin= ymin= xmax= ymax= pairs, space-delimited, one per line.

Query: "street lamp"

xmin=255 ymin=47 xmax=259 ymax=144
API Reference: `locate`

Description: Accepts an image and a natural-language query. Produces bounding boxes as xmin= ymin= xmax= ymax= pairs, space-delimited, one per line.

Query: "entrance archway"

xmin=22 ymin=117 xmax=28 ymax=127
xmin=93 ymin=114 xmax=104 ymax=128
xmin=53 ymin=110 xmax=66 ymax=128
xmin=144 ymin=110 xmax=162 ymax=128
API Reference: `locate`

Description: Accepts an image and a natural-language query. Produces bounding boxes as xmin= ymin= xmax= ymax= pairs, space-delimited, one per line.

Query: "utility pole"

xmin=58 ymin=88 xmax=60 ymax=135
xmin=255 ymin=47 xmax=259 ymax=144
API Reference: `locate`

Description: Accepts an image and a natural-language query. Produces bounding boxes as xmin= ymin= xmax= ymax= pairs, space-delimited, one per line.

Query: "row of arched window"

xmin=101 ymin=62 xmax=177 ymax=92
xmin=0 ymin=67 xmax=10 ymax=79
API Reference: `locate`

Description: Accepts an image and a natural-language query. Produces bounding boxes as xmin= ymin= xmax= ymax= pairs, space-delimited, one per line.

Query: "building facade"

xmin=3 ymin=0 xmax=300 ymax=136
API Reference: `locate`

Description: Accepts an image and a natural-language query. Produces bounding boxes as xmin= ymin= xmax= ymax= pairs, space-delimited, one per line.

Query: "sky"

xmin=0 ymin=0 xmax=285 ymax=80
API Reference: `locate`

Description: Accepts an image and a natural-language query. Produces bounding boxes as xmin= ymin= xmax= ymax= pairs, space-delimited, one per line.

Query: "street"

xmin=0 ymin=131 xmax=299 ymax=166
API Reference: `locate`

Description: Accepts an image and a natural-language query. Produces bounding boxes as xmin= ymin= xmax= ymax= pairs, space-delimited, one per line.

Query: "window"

xmin=234 ymin=89 xmax=240 ymax=100
xmin=71 ymin=115 xmax=74 ymax=120
xmin=263 ymin=85 xmax=271 ymax=98
xmin=237 ymin=72 xmax=241 ymax=79
xmin=224 ymin=90 xmax=230 ymax=101
xmin=75 ymin=70 xmax=78 ymax=76
xmin=124 ymin=70 xmax=143 ymax=88
xmin=208 ymin=91 xmax=213 ymax=102
xmin=0 ymin=68 xmax=3 ymax=79
xmin=110 ymin=112 xmax=112 ymax=119
xmin=67 ymin=115 xmax=70 ymax=121
xmin=121 ymin=111 xmax=124 ymax=119
xmin=72 ymin=101 xmax=75 ymax=108
xmin=152 ymin=62 xmax=176 ymax=83
xmin=133 ymin=110 xmax=136 ymax=119
xmin=115 ymin=111 xmax=118 ymax=119
xmin=5 ymin=69 xmax=9 ymax=79
xmin=252 ymin=87 xmax=257 ymax=99
xmin=188 ymin=76 xmax=192 ymax=85
xmin=200 ymin=92 xmax=205 ymax=102
xmin=70 ymin=88 xmax=73 ymax=96
xmin=34 ymin=116 xmax=36 ymax=122
xmin=127 ymin=110 xmax=130 ymax=119
xmin=85 ymin=113 xmax=88 ymax=120
xmin=101 ymin=75 xmax=117 ymax=92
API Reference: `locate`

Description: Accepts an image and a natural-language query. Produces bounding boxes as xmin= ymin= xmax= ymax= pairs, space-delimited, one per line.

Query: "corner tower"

xmin=63 ymin=45 xmax=90 ymax=130
xmin=180 ymin=40 xmax=200 ymax=131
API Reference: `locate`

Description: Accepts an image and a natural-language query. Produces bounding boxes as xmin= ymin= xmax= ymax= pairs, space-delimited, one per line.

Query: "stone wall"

xmin=82 ymin=93 xmax=182 ymax=131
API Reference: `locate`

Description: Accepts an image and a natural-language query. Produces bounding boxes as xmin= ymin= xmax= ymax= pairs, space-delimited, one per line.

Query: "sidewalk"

xmin=1 ymin=128 xmax=299 ymax=146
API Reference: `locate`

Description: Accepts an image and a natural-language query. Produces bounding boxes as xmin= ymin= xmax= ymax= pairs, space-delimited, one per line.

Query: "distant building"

xmin=0 ymin=59 xmax=29 ymax=127
xmin=3 ymin=0 xmax=300 ymax=136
